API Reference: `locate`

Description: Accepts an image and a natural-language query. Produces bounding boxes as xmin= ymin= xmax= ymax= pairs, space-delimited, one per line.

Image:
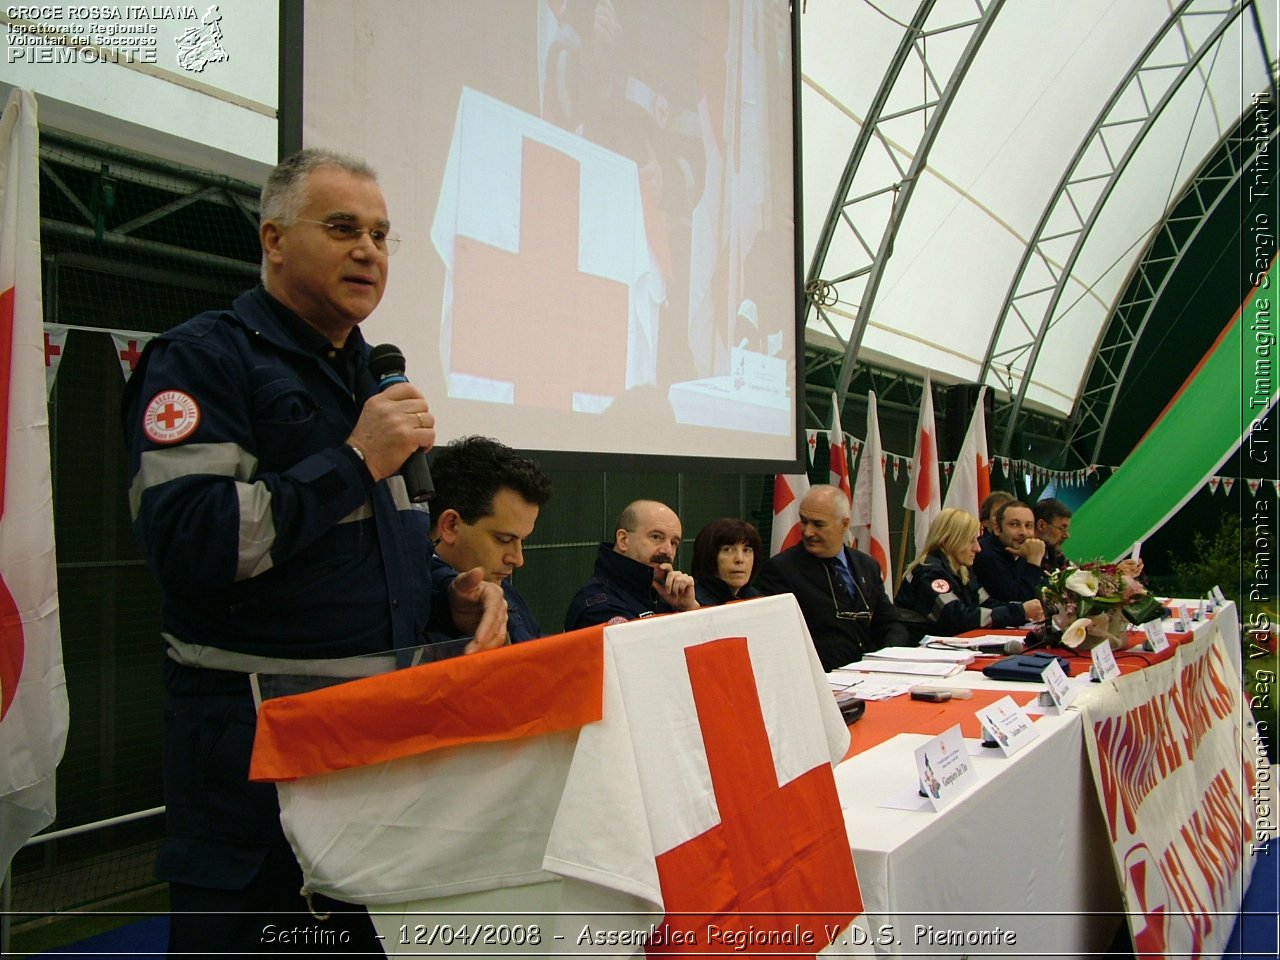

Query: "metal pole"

xmin=2 ymin=863 xmax=13 ymax=957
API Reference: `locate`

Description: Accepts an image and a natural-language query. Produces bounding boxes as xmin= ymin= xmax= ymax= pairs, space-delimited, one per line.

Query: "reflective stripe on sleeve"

xmin=385 ymin=475 xmax=412 ymax=512
xmin=930 ymin=591 xmax=959 ymax=618
xmin=132 ymin=443 xmax=413 ymax=580
xmin=236 ymin=480 xmax=276 ymax=580
xmin=129 ymin=442 xmax=256 ymax=518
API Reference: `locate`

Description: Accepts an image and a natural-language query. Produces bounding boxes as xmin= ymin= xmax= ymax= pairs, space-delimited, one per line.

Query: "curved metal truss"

xmin=1062 ymin=113 xmax=1278 ymax=466
xmin=37 ymin=128 xmax=260 ymax=279
xmin=979 ymin=0 xmax=1251 ymax=455
xmin=803 ymin=0 xmax=1004 ymax=407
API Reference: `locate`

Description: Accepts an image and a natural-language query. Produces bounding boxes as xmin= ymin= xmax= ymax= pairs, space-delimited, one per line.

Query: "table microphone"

xmin=366 ymin=343 xmax=433 ymax=502
xmin=972 ymin=637 xmax=1026 ymax=655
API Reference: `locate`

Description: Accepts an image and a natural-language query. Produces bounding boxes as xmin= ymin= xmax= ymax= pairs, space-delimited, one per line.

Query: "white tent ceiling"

xmin=799 ymin=0 xmax=1276 ymax=426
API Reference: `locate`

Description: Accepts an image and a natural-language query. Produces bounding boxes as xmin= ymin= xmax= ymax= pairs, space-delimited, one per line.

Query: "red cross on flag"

xmin=770 ymin=471 xmax=810 ymax=556
xmin=110 ymin=332 xmax=151 ymax=382
xmin=0 ymin=88 xmax=67 ymax=874
xmin=942 ymin=385 xmax=990 ymax=518
xmin=827 ymin=393 xmax=852 ymax=547
xmin=903 ymin=371 xmax=941 ymax=558
xmin=43 ymin=323 xmax=67 ymax=397
xmin=431 ymin=89 xmax=657 ymax=412
xmin=250 ymin=598 xmax=862 ymax=951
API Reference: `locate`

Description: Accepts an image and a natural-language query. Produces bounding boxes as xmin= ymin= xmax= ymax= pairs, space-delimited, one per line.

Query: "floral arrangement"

xmin=1039 ymin=561 xmax=1164 ymax=650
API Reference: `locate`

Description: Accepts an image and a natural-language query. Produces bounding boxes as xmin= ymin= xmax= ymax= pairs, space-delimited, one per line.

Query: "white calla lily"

xmin=1060 ymin=617 xmax=1092 ymax=648
xmin=1065 ymin=568 xmax=1099 ymax=597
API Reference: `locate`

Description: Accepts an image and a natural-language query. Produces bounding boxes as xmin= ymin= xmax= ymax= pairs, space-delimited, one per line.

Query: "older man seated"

xmin=755 ymin=484 xmax=906 ymax=670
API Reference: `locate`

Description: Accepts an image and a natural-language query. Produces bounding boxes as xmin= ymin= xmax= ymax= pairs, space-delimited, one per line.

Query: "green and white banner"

xmin=1069 ymin=256 xmax=1278 ymax=562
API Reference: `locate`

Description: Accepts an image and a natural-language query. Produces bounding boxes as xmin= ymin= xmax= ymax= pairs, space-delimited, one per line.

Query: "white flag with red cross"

xmin=942 ymin=385 xmax=990 ymax=518
xmin=770 ymin=471 xmax=811 ymax=556
xmin=903 ymin=372 xmax=941 ymax=559
xmin=42 ymin=323 xmax=67 ymax=397
xmin=828 ymin=393 xmax=851 ymax=510
xmin=0 ymin=88 xmax=67 ymax=874
xmin=851 ymin=391 xmax=892 ymax=593
xmin=250 ymin=598 xmax=864 ymax=954
xmin=110 ymin=331 xmax=152 ymax=382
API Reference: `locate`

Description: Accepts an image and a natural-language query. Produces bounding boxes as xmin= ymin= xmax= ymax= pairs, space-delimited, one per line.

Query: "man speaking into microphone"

xmin=122 ymin=149 xmax=507 ymax=955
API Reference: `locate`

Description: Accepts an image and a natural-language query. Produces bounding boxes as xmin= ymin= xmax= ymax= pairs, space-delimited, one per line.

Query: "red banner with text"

xmin=1076 ymin=606 xmax=1265 ymax=959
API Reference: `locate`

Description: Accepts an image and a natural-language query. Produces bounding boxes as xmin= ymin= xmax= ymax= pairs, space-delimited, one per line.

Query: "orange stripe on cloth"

xmin=249 ymin=626 xmax=604 ymax=782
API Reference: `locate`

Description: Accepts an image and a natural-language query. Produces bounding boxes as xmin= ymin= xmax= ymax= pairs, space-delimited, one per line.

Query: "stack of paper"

xmin=842 ymin=659 xmax=964 ymax=678
xmin=865 ymin=646 xmax=975 ymax=667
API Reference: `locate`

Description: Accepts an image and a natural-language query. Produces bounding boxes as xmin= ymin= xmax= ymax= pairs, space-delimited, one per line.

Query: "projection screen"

xmin=292 ymin=0 xmax=801 ymax=468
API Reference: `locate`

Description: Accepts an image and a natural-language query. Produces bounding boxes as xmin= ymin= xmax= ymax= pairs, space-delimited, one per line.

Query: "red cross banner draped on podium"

xmin=652 ymin=637 xmax=861 ymax=956
xmin=250 ymin=597 xmax=862 ymax=951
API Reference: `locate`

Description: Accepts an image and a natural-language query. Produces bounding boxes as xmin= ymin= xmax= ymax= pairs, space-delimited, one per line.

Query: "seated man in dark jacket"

xmin=430 ymin=436 xmax=553 ymax=643
xmin=1033 ymin=497 xmax=1073 ymax=573
xmin=755 ymin=484 xmax=907 ymax=670
xmin=565 ymin=499 xmax=700 ymax=629
xmin=972 ymin=499 xmax=1048 ymax=603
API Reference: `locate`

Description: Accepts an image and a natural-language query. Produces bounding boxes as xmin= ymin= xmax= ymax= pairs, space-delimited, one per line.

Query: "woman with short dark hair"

xmin=692 ymin=518 xmax=764 ymax=606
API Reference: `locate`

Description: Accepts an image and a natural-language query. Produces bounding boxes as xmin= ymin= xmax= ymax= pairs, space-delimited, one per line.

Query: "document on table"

xmin=827 ymin=670 xmax=917 ymax=701
xmin=864 ymin=646 xmax=976 ymax=666
xmin=839 ymin=658 xmax=965 ymax=678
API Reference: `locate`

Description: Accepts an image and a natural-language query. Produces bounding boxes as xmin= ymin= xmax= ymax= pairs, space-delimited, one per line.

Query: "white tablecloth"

xmin=834 ymin=710 xmax=1124 ymax=958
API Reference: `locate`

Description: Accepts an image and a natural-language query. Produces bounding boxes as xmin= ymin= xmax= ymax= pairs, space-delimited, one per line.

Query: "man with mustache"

xmin=565 ymin=499 xmax=700 ymax=629
xmin=756 ymin=484 xmax=907 ymax=670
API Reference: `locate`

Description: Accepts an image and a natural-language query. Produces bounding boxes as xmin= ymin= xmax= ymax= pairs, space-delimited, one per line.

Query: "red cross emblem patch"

xmin=143 ymin=390 xmax=200 ymax=444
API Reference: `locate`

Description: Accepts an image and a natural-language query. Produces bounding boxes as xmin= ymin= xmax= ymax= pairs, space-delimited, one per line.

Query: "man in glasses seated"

xmin=756 ymin=484 xmax=907 ymax=671
xmin=1032 ymin=497 xmax=1073 ymax=574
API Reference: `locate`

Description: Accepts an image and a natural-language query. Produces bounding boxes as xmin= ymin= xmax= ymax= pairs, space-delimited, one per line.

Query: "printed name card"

xmin=1142 ymin=618 xmax=1170 ymax=653
xmin=1090 ymin=641 xmax=1121 ymax=682
xmin=1039 ymin=658 xmax=1076 ymax=713
xmin=1174 ymin=603 xmax=1189 ymax=633
xmin=914 ymin=723 xmax=980 ymax=811
xmin=976 ymin=696 xmax=1039 ymax=757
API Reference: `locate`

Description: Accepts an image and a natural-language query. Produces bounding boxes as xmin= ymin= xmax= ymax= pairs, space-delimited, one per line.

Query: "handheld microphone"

xmin=366 ymin=343 xmax=433 ymax=503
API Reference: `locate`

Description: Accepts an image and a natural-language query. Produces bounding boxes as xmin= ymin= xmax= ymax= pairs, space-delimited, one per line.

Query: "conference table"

xmin=828 ymin=603 xmax=1246 ymax=958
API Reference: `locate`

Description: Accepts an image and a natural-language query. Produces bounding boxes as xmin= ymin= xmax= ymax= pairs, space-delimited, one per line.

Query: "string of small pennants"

xmin=43 ymin=322 xmax=152 ymax=393
xmin=41 ymin=326 xmax=1279 ymax=498
xmin=803 ymin=427 xmax=1278 ymax=498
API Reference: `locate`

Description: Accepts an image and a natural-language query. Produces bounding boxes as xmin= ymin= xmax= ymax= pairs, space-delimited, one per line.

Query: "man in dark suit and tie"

xmin=756 ymin=484 xmax=907 ymax=670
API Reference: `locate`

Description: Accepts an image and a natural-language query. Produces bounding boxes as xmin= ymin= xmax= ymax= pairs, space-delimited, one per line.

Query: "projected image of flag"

xmin=432 ymin=89 xmax=659 ymax=413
